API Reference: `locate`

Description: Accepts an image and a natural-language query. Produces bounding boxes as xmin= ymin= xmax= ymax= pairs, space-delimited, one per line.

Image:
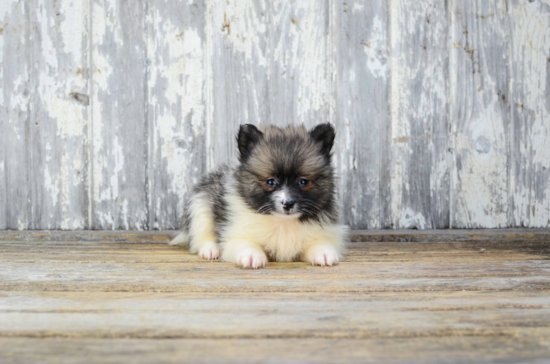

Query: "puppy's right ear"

xmin=237 ymin=124 xmax=263 ymax=162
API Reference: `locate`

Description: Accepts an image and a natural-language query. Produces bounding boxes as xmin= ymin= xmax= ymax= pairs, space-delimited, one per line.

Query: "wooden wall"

xmin=1 ymin=0 xmax=549 ymax=230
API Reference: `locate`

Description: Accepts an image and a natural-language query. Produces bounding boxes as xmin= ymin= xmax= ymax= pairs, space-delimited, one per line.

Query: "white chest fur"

xmin=221 ymin=189 xmax=344 ymax=262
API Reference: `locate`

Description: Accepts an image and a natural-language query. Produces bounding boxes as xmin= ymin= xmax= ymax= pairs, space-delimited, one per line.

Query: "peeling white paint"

xmin=510 ymin=0 xmax=550 ymax=227
xmin=399 ymin=207 xmax=427 ymax=229
xmin=2 ymin=0 xmax=550 ymax=230
xmin=220 ymin=0 xmax=267 ymax=67
xmin=364 ymin=16 xmax=387 ymax=80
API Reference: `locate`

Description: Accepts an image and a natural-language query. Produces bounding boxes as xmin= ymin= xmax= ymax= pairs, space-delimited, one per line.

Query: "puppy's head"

xmin=235 ymin=124 xmax=337 ymax=223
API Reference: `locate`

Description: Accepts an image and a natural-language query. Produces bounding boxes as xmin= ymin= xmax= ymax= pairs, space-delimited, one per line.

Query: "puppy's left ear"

xmin=309 ymin=123 xmax=335 ymax=160
xmin=237 ymin=124 xmax=264 ymax=162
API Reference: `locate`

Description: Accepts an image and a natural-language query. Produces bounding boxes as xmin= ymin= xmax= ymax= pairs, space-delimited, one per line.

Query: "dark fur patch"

xmin=187 ymin=165 xmax=229 ymax=238
xmin=235 ymin=124 xmax=338 ymax=224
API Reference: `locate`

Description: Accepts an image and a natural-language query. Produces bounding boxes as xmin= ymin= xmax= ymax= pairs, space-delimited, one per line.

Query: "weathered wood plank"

xmin=2 ymin=290 xmax=550 ymax=339
xmin=450 ymin=0 xmax=510 ymax=228
xmin=0 ymin=1 xmax=31 ymax=229
xmin=269 ymin=0 xmax=331 ymax=129
xmin=1 ymin=234 xmax=550 ymax=363
xmin=28 ymin=0 xmax=90 ymax=229
xmin=335 ymin=0 xmax=388 ymax=229
xmin=146 ymin=0 xmax=208 ymax=229
xmin=91 ymin=0 xmax=148 ymax=229
xmin=2 ymin=337 xmax=549 ymax=364
xmin=1 ymin=240 xmax=549 ymax=293
xmin=1 ymin=229 xmax=550 ymax=243
xmin=509 ymin=0 xmax=550 ymax=228
xmin=387 ymin=0 xmax=450 ymax=229
xmin=210 ymin=0 xmax=269 ymax=166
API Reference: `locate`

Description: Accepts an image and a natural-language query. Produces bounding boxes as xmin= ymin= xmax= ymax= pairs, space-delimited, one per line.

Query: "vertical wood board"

xmin=450 ymin=0 xmax=510 ymax=228
xmin=28 ymin=0 xmax=90 ymax=229
xmin=0 ymin=1 xmax=31 ymax=229
xmin=509 ymin=0 xmax=550 ymax=228
xmin=146 ymin=0 xmax=208 ymax=229
xmin=210 ymin=0 xmax=269 ymax=166
xmin=387 ymin=0 xmax=450 ymax=229
xmin=335 ymin=0 xmax=389 ymax=229
xmin=269 ymin=0 xmax=331 ymax=129
xmin=91 ymin=0 xmax=148 ymax=229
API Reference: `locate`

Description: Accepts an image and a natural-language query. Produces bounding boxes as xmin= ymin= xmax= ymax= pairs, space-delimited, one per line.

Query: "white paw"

xmin=237 ymin=248 xmax=268 ymax=269
xmin=311 ymin=248 xmax=339 ymax=267
xmin=199 ymin=241 xmax=220 ymax=260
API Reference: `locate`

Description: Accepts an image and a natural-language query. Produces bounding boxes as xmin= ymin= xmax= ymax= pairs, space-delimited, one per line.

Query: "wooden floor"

xmin=1 ymin=230 xmax=550 ymax=363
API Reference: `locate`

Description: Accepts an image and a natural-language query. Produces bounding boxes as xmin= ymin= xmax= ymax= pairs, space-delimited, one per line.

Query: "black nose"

xmin=282 ymin=199 xmax=295 ymax=210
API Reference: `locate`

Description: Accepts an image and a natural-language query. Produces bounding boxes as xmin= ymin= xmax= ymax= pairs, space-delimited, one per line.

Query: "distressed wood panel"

xmin=28 ymin=0 xmax=90 ymax=229
xmin=146 ymin=0 xmax=208 ymax=229
xmin=91 ymin=0 xmax=148 ymax=229
xmin=450 ymin=0 xmax=510 ymax=228
xmin=335 ymin=0 xmax=389 ymax=229
xmin=2 ymin=337 xmax=550 ymax=364
xmin=0 ymin=1 xmax=31 ymax=229
xmin=509 ymin=0 xmax=550 ymax=228
xmin=269 ymin=0 xmax=331 ymax=129
xmin=2 ymin=0 xmax=550 ymax=230
xmin=1 ymin=236 xmax=550 ymax=362
xmin=387 ymin=0 xmax=450 ymax=229
xmin=210 ymin=0 xmax=269 ymax=166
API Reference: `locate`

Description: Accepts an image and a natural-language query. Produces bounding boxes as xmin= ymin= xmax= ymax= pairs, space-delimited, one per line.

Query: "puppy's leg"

xmin=188 ymin=192 xmax=220 ymax=260
xmin=222 ymin=240 xmax=267 ymax=269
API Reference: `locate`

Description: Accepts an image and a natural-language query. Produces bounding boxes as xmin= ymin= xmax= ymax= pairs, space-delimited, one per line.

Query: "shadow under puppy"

xmin=170 ymin=123 xmax=348 ymax=268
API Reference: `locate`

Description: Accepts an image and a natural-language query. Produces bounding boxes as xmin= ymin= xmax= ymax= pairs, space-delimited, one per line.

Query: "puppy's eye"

xmin=266 ymin=178 xmax=277 ymax=187
xmin=299 ymin=178 xmax=309 ymax=187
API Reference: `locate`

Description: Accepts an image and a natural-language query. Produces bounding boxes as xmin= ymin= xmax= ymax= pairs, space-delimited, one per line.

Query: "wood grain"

xmin=2 ymin=337 xmax=549 ymax=364
xmin=0 ymin=1 xmax=31 ymax=229
xmin=269 ymin=0 xmax=331 ymax=129
xmin=1 ymin=233 xmax=550 ymax=363
xmin=509 ymin=0 xmax=550 ymax=228
xmin=387 ymin=0 xmax=450 ymax=229
xmin=450 ymin=0 xmax=510 ymax=228
xmin=210 ymin=0 xmax=269 ymax=166
xmin=335 ymin=0 xmax=389 ymax=229
xmin=146 ymin=0 xmax=208 ymax=229
xmin=28 ymin=0 xmax=90 ymax=229
xmin=1 ymin=1 xmax=549 ymax=230
xmin=91 ymin=0 xmax=148 ymax=230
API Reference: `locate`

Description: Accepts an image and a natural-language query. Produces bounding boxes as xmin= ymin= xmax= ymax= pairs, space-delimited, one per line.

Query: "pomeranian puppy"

xmin=169 ymin=123 xmax=347 ymax=268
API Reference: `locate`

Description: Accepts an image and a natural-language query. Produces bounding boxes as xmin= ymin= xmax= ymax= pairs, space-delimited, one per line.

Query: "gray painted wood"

xmin=335 ymin=0 xmax=389 ymax=229
xmin=210 ymin=0 xmax=269 ymax=166
xmin=1 ymin=0 xmax=550 ymax=230
xmin=509 ymin=0 xmax=550 ymax=228
xmin=386 ymin=0 xmax=450 ymax=229
xmin=1 ymin=1 xmax=31 ymax=229
xmin=91 ymin=0 xmax=148 ymax=229
xmin=269 ymin=0 xmax=331 ymax=129
xmin=29 ymin=0 xmax=90 ymax=229
xmin=146 ymin=0 xmax=208 ymax=229
xmin=450 ymin=0 xmax=510 ymax=228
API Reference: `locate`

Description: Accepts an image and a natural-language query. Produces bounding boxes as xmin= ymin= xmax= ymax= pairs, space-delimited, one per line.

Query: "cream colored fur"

xmin=184 ymin=176 xmax=347 ymax=268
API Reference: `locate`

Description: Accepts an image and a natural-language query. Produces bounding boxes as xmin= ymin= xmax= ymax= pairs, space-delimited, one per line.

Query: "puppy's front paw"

xmin=305 ymin=245 xmax=340 ymax=266
xmin=312 ymin=249 xmax=339 ymax=266
xmin=199 ymin=241 xmax=220 ymax=260
xmin=237 ymin=248 xmax=267 ymax=269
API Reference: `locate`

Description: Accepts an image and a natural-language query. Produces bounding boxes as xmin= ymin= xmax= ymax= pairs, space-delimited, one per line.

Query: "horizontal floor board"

xmin=1 ymin=337 xmax=549 ymax=364
xmin=2 ymin=228 xmax=550 ymax=243
xmin=1 ymin=291 xmax=550 ymax=340
xmin=1 ymin=232 xmax=549 ymax=363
